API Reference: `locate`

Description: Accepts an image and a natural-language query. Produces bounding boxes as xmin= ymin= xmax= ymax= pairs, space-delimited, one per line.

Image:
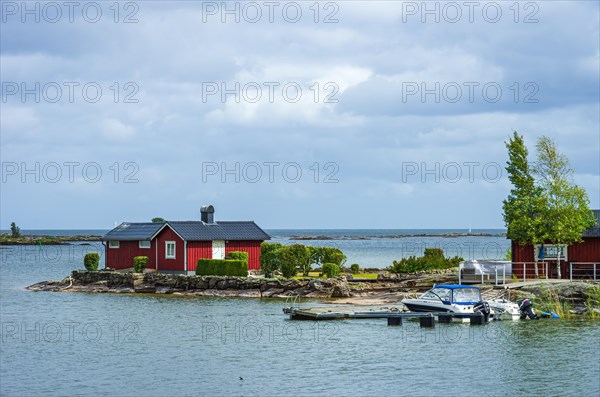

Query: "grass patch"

xmin=531 ymin=284 xmax=600 ymax=319
xmin=351 ymin=273 xmax=378 ymax=279
xmin=585 ymin=285 xmax=600 ymax=319
xmin=292 ymin=271 xmax=324 ymax=279
xmin=532 ymin=285 xmax=573 ymax=319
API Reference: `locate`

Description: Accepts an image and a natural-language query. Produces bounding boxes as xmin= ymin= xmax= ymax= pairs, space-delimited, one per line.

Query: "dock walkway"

xmin=493 ymin=279 xmax=570 ymax=289
xmin=283 ymin=305 xmax=489 ymax=326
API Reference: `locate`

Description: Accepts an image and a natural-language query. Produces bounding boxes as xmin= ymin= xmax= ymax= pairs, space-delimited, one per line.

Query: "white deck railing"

xmin=514 ymin=261 xmax=549 ymax=282
xmin=459 ymin=261 xmax=600 ymax=284
xmin=459 ymin=261 xmax=549 ymax=285
xmin=569 ymin=262 xmax=599 ymax=282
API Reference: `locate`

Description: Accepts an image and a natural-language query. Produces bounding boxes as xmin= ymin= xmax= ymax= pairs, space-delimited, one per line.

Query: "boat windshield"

xmin=420 ymin=288 xmax=451 ymax=302
xmin=452 ymin=288 xmax=480 ymax=303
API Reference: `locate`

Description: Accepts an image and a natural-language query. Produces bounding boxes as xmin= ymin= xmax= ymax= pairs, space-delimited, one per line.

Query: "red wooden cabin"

xmin=101 ymin=205 xmax=270 ymax=273
xmin=512 ymin=210 xmax=600 ymax=279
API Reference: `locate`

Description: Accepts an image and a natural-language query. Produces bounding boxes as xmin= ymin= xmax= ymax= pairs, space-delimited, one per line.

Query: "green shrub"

xmin=389 ymin=249 xmax=463 ymax=274
xmin=260 ymin=242 xmax=283 ymax=277
xmin=259 ymin=242 xmax=348 ymax=278
xmin=350 ymin=264 xmax=360 ymax=274
xmin=84 ymin=253 xmax=99 ymax=271
xmin=504 ymin=247 xmax=512 ymax=261
xmin=278 ymin=244 xmax=309 ymax=278
xmin=423 ymin=248 xmax=444 ymax=259
xmin=322 ymin=262 xmax=340 ymax=278
xmin=309 ymin=246 xmax=325 ymax=267
xmin=226 ymin=251 xmax=249 ymax=263
xmin=280 ymin=260 xmax=298 ymax=278
xmin=134 ymin=256 xmax=149 ymax=273
xmin=321 ymin=247 xmax=346 ymax=267
xmin=196 ymin=259 xmax=248 ymax=277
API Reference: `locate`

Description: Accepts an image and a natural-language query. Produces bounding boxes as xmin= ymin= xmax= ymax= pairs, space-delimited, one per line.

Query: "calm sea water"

xmin=1 ymin=232 xmax=599 ymax=396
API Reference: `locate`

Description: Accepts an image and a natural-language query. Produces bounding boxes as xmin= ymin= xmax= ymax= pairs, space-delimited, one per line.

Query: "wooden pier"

xmin=283 ymin=306 xmax=489 ymax=326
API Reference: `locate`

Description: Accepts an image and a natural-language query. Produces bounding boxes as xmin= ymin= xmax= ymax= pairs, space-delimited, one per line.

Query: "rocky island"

xmin=289 ymin=232 xmax=505 ymax=240
xmin=0 ymin=234 xmax=101 ymax=245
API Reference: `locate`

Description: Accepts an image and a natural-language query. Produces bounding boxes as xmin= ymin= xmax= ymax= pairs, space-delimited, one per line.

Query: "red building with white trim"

xmin=101 ymin=205 xmax=270 ymax=273
xmin=512 ymin=210 xmax=600 ymax=279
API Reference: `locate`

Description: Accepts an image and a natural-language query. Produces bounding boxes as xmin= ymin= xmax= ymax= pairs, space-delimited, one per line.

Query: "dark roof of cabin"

xmin=102 ymin=221 xmax=271 ymax=241
xmin=168 ymin=221 xmax=270 ymax=241
xmin=102 ymin=222 xmax=164 ymax=241
xmin=583 ymin=210 xmax=600 ymax=237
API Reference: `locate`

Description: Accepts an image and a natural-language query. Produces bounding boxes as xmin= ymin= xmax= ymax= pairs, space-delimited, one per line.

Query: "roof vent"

xmin=201 ymin=205 xmax=215 ymax=223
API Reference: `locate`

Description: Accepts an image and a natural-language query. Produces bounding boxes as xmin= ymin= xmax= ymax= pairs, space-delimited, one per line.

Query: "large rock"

xmin=262 ymin=288 xmax=285 ymax=297
xmin=331 ymin=283 xmax=352 ymax=298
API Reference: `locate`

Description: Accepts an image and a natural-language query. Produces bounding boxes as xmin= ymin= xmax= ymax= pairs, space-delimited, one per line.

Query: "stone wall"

xmin=29 ymin=270 xmax=352 ymax=298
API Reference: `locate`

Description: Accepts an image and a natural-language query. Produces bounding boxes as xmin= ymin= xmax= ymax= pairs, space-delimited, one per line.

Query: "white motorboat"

xmin=487 ymin=298 xmax=521 ymax=321
xmin=401 ymin=284 xmax=483 ymax=316
xmin=402 ymin=284 xmax=537 ymax=321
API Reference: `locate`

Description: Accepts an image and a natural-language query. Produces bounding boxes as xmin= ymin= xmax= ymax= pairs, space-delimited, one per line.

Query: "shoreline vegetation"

xmin=27 ymin=269 xmax=600 ymax=318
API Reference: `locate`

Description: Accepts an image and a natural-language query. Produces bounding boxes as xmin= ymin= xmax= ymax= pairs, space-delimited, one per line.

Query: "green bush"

xmin=423 ymin=248 xmax=444 ymax=259
xmin=134 ymin=256 xmax=149 ymax=273
xmin=225 ymin=251 xmax=249 ymax=263
xmin=321 ymin=247 xmax=347 ymax=267
xmin=322 ymin=262 xmax=340 ymax=278
xmin=260 ymin=242 xmax=283 ymax=277
xmin=84 ymin=253 xmax=99 ymax=271
xmin=309 ymin=246 xmax=325 ymax=267
xmin=196 ymin=259 xmax=248 ymax=277
xmin=350 ymin=264 xmax=360 ymax=274
xmin=259 ymin=242 xmax=348 ymax=278
xmin=278 ymin=244 xmax=309 ymax=278
xmin=280 ymin=259 xmax=298 ymax=278
xmin=389 ymin=248 xmax=463 ymax=274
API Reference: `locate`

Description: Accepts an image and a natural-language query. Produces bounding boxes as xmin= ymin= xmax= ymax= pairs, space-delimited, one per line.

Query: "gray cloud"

xmin=1 ymin=1 xmax=598 ymax=228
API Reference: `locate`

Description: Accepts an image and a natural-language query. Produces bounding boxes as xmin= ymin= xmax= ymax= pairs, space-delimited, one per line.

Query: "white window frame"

xmin=109 ymin=241 xmax=120 ymax=249
xmin=139 ymin=240 xmax=151 ymax=249
xmin=165 ymin=241 xmax=176 ymax=259
xmin=534 ymin=244 xmax=568 ymax=261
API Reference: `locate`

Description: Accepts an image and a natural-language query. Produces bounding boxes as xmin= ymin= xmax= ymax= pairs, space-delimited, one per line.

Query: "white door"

xmin=212 ymin=240 xmax=225 ymax=259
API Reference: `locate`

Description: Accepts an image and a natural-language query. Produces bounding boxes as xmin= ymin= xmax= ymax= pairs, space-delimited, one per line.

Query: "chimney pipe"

xmin=201 ymin=205 xmax=215 ymax=223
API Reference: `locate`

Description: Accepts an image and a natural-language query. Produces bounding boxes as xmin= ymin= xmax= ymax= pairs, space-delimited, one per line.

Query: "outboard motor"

xmin=518 ymin=298 xmax=539 ymax=320
xmin=473 ymin=301 xmax=491 ymax=322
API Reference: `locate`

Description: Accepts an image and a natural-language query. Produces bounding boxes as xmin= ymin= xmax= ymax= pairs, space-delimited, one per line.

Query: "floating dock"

xmin=283 ymin=306 xmax=489 ymax=326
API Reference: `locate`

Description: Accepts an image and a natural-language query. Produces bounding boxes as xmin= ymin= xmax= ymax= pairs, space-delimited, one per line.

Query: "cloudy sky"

xmin=1 ymin=1 xmax=599 ymax=229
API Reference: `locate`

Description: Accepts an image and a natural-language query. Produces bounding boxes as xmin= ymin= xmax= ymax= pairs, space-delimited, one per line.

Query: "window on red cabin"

xmin=166 ymin=241 xmax=176 ymax=259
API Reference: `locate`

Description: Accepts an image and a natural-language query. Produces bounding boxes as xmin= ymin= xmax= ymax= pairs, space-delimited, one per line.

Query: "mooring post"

xmin=387 ymin=317 xmax=402 ymax=326
xmin=470 ymin=313 xmax=485 ymax=325
xmin=438 ymin=314 xmax=452 ymax=323
xmin=419 ymin=314 xmax=435 ymax=328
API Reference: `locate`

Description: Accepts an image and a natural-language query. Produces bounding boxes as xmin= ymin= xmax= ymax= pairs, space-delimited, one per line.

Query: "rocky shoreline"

xmin=27 ymin=269 xmax=460 ymax=299
xmin=0 ymin=235 xmax=101 ymax=245
xmin=26 ymin=270 xmax=599 ymax=316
